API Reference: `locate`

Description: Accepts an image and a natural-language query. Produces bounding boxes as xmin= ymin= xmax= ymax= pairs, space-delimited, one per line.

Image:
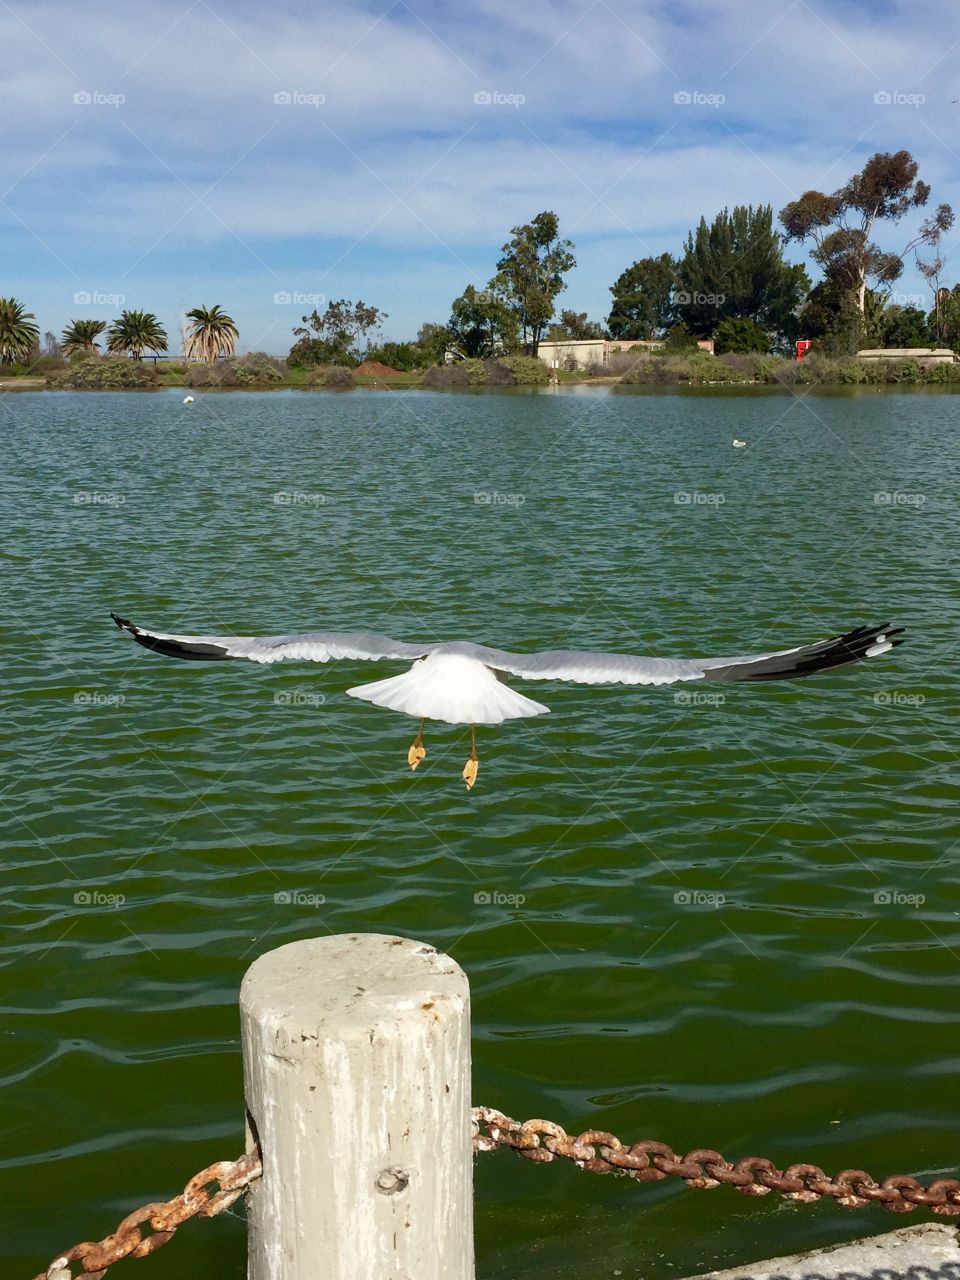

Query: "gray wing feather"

xmin=470 ymin=645 xmax=704 ymax=686
xmin=467 ymin=624 xmax=903 ymax=687
xmin=111 ymin=615 xmax=434 ymax=664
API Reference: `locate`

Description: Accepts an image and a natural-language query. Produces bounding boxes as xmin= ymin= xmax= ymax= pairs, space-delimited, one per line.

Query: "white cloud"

xmin=2 ymin=0 xmax=958 ymax=344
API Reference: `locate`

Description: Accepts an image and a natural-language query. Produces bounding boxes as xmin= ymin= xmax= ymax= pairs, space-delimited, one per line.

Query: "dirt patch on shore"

xmin=355 ymin=360 xmax=403 ymax=376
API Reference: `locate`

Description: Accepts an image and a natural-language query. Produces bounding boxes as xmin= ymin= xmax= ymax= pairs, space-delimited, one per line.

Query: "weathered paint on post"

xmin=240 ymin=933 xmax=473 ymax=1280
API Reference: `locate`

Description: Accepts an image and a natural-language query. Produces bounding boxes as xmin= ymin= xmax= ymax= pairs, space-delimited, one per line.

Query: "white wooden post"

xmin=240 ymin=933 xmax=474 ymax=1280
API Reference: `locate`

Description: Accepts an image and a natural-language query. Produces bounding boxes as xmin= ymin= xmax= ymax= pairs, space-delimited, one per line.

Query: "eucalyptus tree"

xmin=780 ymin=150 xmax=951 ymax=322
xmin=489 ymin=211 xmax=576 ymax=356
xmin=447 ymin=285 xmax=518 ymax=358
xmin=289 ymin=299 xmax=385 ymax=366
xmin=548 ymin=309 xmax=605 ymax=340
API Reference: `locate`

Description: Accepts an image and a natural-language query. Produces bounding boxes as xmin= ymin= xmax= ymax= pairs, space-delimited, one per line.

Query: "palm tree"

xmin=106 ymin=310 xmax=168 ymax=359
xmin=62 ymin=318 xmax=107 ymax=355
xmin=0 ymin=297 xmax=40 ymax=364
xmin=184 ymin=305 xmax=239 ymax=362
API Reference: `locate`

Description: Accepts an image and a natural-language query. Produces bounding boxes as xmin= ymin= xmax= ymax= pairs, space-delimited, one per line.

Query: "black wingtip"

xmin=707 ymin=623 xmax=906 ymax=683
xmin=109 ymin=613 xmax=236 ymax=661
xmin=782 ymin=622 xmax=908 ymax=677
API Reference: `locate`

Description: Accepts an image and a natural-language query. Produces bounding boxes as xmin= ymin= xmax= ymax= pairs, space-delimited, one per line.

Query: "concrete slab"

xmin=682 ymin=1222 xmax=960 ymax=1280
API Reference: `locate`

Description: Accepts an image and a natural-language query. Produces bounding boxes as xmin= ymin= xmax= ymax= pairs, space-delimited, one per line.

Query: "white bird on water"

xmin=111 ymin=616 xmax=903 ymax=790
xmin=732 ymin=438 xmax=747 ymax=448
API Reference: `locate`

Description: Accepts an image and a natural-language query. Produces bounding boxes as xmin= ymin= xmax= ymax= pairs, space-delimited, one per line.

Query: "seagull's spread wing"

xmin=111 ymin=614 xmax=434 ymax=665
xmin=112 ymin=612 xmax=903 ymax=721
xmin=472 ymin=623 xmax=904 ymax=687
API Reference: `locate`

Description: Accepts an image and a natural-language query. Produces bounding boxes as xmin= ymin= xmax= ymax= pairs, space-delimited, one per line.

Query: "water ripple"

xmin=3 ymin=389 xmax=958 ymax=1278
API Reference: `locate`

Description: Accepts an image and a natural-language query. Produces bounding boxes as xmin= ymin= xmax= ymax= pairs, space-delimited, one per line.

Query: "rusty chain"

xmin=33 ymin=1152 xmax=262 ymax=1280
xmin=474 ymin=1108 xmax=960 ymax=1217
xmin=34 ymin=1109 xmax=960 ymax=1279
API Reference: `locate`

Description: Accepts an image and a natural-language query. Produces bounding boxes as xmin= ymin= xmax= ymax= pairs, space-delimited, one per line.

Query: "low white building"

xmin=537 ymin=337 xmax=715 ymax=371
xmin=857 ymin=347 xmax=956 ymax=365
xmin=535 ymin=337 xmax=607 ymax=369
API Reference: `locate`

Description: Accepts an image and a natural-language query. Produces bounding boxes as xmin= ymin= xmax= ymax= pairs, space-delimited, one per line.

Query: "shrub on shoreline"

xmin=497 ymin=355 xmax=549 ymax=384
xmin=423 ymin=356 xmax=548 ymax=388
xmin=309 ymin=364 xmax=356 ymax=388
xmin=46 ymin=356 xmax=160 ymax=389
xmin=423 ymin=362 xmax=469 ymax=388
xmin=184 ymin=352 xmax=285 ymax=388
xmin=618 ymin=350 xmax=757 ymax=385
xmin=616 ymin=351 xmax=960 ymax=387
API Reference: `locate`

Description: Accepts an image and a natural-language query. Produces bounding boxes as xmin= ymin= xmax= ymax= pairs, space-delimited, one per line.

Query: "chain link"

xmin=473 ymin=1108 xmax=960 ymax=1216
xmin=34 ymin=1152 xmax=262 ymax=1280
xmin=33 ymin=1110 xmax=960 ymax=1278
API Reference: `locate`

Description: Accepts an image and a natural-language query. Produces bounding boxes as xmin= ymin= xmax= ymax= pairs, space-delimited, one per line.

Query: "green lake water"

xmin=3 ymin=386 xmax=959 ymax=1277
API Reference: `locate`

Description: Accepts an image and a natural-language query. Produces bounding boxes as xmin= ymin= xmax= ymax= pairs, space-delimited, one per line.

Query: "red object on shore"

xmin=796 ymin=340 xmax=812 ymax=361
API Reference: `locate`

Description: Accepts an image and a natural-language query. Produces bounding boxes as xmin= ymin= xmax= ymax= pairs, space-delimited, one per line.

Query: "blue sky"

xmin=2 ymin=0 xmax=958 ymax=353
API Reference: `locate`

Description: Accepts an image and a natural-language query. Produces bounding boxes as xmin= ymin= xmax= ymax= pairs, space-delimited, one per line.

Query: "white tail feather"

xmin=347 ymin=653 xmax=550 ymax=725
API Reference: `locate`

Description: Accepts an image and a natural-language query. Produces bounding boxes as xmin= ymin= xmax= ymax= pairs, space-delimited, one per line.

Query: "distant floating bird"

xmin=732 ymin=438 xmax=747 ymax=448
xmin=183 ymin=395 xmax=195 ymax=404
xmin=111 ymin=616 xmax=903 ymax=790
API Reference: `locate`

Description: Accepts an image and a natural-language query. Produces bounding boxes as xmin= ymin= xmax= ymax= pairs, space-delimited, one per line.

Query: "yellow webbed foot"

xmin=462 ymin=757 xmax=479 ymax=790
xmin=408 ymin=719 xmax=426 ymax=771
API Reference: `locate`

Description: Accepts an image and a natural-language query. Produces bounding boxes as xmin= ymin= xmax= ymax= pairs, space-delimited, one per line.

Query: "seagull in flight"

xmin=111 ymin=615 xmax=903 ymax=790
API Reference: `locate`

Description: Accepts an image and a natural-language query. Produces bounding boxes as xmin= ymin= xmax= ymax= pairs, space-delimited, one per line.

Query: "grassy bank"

xmin=609 ymin=349 xmax=960 ymax=386
xmin=3 ymin=349 xmax=960 ymax=392
xmin=2 ymin=352 xmax=550 ymax=391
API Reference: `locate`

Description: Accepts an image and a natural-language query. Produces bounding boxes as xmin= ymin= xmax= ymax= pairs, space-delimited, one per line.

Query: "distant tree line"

xmin=2 ymin=150 xmax=955 ymax=372
xmin=285 ymin=212 xmax=578 ymax=372
xmin=608 ymin=150 xmax=954 ymax=355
